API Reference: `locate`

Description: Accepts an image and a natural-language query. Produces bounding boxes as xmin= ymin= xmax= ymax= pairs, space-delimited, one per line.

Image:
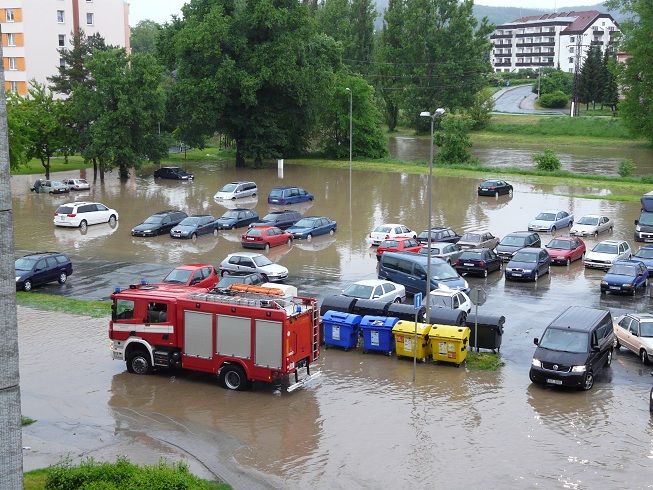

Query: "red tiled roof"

xmin=513 ymin=10 xmax=601 ymax=32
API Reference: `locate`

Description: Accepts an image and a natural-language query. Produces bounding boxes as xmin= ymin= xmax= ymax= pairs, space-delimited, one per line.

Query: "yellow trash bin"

xmin=429 ymin=324 xmax=471 ymax=366
xmin=392 ymin=321 xmax=432 ymax=362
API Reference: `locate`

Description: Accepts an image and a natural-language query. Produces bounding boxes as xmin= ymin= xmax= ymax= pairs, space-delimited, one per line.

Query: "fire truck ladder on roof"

xmin=311 ymin=304 xmax=320 ymax=361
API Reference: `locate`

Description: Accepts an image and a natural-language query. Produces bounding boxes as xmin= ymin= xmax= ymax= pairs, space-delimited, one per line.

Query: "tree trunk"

xmin=42 ymin=159 xmax=50 ymax=180
xmin=118 ymin=162 xmax=129 ymax=181
xmin=0 ymin=37 xmax=24 ymax=489
xmin=386 ymin=102 xmax=399 ymax=132
xmin=235 ymin=139 xmax=245 ymax=168
xmin=93 ymin=158 xmax=98 ymax=182
xmin=99 ymin=160 xmax=105 ymax=183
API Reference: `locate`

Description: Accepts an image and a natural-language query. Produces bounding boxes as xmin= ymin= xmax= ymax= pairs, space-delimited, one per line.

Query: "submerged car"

xmin=528 ymin=210 xmax=573 ymax=233
xmin=241 ymin=226 xmax=293 ymax=250
xmin=614 ymin=313 xmax=653 ymax=364
xmin=286 ymin=216 xmax=337 ymax=240
xmin=545 ymin=236 xmax=586 ymax=265
xmin=131 ymin=210 xmax=188 ymax=237
xmin=477 ymin=179 xmax=513 ymax=197
xmin=267 ymin=186 xmax=313 ymax=205
xmin=341 ymin=279 xmax=406 ymax=303
xmin=418 ymin=242 xmax=463 ymax=264
xmin=570 ymin=215 xmax=612 ymax=237
xmin=160 ymin=264 xmax=219 ymax=289
xmin=452 ymin=248 xmax=502 ymax=277
xmin=53 ymin=201 xmax=118 ymax=230
xmin=457 ymin=231 xmax=500 ymax=250
xmin=170 ymin=215 xmax=219 ymax=239
xmin=213 ymin=181 xmax=257 ymax=200
xmin=32 ymin=179 xmax=69 ymax=194
xmin=248 ymin=210 xmax=303 ymax=230
xmin=376 ymin=237 xmax=422 ymax=260
xmin=216 ymin=209 xmax=259 ymax=229
xmin=600 ymin=260 xmax=648 ymax=295
xmin=505 ymin=248 xmax=551 ymax=281
xmin=62 ymin=178 xmax=90 ymax=191
xmin=219 ymin=252 xmax=288 ymax=282
xmin=369 ymin=223 xmax=416 ymax=246
xmin=416 ymin=227 xmax=461 ymax=244
xmin=633 ymin=245 xmax=653 ymax=273
xmin=496 ymin=231 xmax=541 ymax=261
xmin=15 ymin=252 xmax=73 ymax=292
xmin=153 ymin=166 xmax=194 ymax=180
xmin=584 ymin=239 xmax=631 ymax=270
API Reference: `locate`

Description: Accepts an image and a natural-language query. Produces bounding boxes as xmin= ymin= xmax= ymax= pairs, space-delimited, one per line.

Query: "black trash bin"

xmin=352 ymin=299 xmax=392 ymax=318
xmin=466 ymin=314 xmax=505 ymax=352
xmin=387 ymin=302 xmax=426 ymax=322
xmin=427 ymin=308 xmax=466 ymax=327
xmin=320 ymin=295 xmax=358 ymax=316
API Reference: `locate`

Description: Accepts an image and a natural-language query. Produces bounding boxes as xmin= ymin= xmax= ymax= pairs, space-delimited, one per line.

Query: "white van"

xmin=53 ymin=201 xmax=119 ymax=231
xmin=214 ymin=181 xmax=257 ymax=200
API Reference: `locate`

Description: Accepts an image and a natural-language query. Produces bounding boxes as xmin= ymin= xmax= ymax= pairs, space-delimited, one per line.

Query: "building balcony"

xmin=592 ymin=28 xmax=604 ymax=34
xmin=516 ymin=61 xmax=554 ymax=67
xmin=494 ymin=61 xmax=512 ymax=67
xmin=493 ymin=50 xmax=512 ymax=56
xmin=592 ymin=40 xmax=604 ymax=46
xmin=490 ymin=33 xmax=513 ymax=39
xmin=515 ymin=41 xmax=556 ymax=48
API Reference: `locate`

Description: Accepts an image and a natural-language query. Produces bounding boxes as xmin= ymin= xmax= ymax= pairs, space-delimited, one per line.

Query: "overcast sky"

xmin=129 ymin=0 xmax=604 ymax=25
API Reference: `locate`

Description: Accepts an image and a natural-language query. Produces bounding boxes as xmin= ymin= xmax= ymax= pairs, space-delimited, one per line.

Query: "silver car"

xmin=219 ymin=252 xmax=288 ymax=282
xmin=614 ymin=313 xmax=653 ymax=364
xmin=418 ymin=242 xmax=463 ymax=264
xmin=570 ymin=215 xmax=613 ymax=237
xmin=457 ymin=231 xmax=500 ymax=250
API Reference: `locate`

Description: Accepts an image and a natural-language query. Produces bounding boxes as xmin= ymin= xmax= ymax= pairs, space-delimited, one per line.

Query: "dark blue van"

xmin=378 ymin=252 xmax=469 ymax=295
xmin=268 ymin=186 xmax=314 ymax=205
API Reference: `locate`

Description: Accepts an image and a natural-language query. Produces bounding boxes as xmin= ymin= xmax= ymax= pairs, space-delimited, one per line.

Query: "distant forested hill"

xmin=373 ymin=3 xmax=628 ymax=29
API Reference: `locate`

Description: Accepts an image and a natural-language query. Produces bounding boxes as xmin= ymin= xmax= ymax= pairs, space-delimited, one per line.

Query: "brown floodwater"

xmin=13 ymin=163 xmax=653 ymax=488
xmin=388 ymin=136 xmax=653 ymax=177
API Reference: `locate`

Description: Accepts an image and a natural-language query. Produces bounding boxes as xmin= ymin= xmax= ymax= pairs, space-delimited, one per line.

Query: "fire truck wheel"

xmin=219 ymin=364 xmax=249 ymax=391
xmin=127 ymin=351 xmax=152 ymax=375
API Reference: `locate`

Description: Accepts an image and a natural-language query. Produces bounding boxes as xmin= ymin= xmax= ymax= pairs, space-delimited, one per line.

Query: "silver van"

xmin=214 ymin=181 xmax=257 ymax=200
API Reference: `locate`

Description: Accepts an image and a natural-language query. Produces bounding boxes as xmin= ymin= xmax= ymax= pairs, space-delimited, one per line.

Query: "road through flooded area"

xmin=13 ymin=162 xmax=653 ymax=488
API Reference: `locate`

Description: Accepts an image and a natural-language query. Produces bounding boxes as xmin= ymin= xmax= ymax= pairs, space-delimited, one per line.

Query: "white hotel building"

xmin=491 ymin=10 xmax=620 ymax=74
xmin=0 ymin=0 xmax=130 ymax=95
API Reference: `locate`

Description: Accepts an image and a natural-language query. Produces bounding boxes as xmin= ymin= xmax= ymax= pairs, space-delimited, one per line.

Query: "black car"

xmin=248 ymin=210 xmax=303 ymax=230
xmin=496 ymin=231 xmax=541 ymax=261
xmin=477 ymin=179 xmax=513 ymax=197
xmin=216 ymin=209 xmax=260 ymax=229
xmin=213 ymin=272 xmax=268 ymax=291
xmin=453 ymin=248 xmax=502 ymax=277
xmin=15 ymin=252 xmax=73 ymax=292
xmin=131 ymin=210 xmax=188 ymax=237
xmin=530 ymin=306 xmax=614 ymax=391
xmin=153 ymin=166 xmax=194 ymax=180
xmin=416 ymin=227 xmax=461 ymax=245
xmin=170 ymin=215 xmax=219 ymax=239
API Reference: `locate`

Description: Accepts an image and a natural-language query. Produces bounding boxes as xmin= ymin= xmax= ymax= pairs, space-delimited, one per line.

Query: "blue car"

xmin=600 ymin=260 xmax=648 ymax=295
xmin=268 ymin=186 xmax=314 ymax=205
xmin=633 ymin=245 xmax=653 ymax=273
xmin=528 ymin=210 xmax=574 ymax=233
xmin=215 ymin=209 xmax=259 ymax=230
xmin=286 ymin=216 xmax=336 ymax=240
xmin=505 ymin=247 xmax=551 ymax=281
xmin=170 ymin=215 xmax=219 ymax=239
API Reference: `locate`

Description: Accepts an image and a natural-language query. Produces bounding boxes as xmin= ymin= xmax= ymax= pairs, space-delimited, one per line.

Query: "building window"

xmin=59 ymin=57 xmax=66 ymax=68
xmin=9 ymin=81 xmax=18 ymax=93
xmin=6 ymin=8 xmax=14 ymax=21
xmin=58 ymin=34 xmax=65 ymax=47
xmin=570 ymin=36 xmax=575 ymax=42
xmin=8 ymin=57 xmax=17 ymax=70
xmin=57 ymin=10 xmax=64 ymax=23
xmin=568 ymin=68 xmax=573 ymax=73
xmin=569 ymin=57 xmax=574 ymax=64
xmin=86 ymin=13 xmax=94 ymax=25
xmin=569 ymin=46 xmax=575 ymax=53
xmin=7 ymin=33 xmax=15 ymax=46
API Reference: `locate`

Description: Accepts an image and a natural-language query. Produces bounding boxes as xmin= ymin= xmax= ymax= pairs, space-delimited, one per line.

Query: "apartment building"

xmin=0 ymin=0 xmax=130 ymax=95
xmin=491 ymin=10 xmax=620 ymax=74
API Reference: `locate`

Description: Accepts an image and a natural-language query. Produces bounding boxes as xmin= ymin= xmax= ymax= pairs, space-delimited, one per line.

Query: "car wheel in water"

xmin=213 ymin=228 xmax=218 ymax=237
xmin=287 ymin=237 xmax=292 ymax=245
xmin=58 ymin=272 xmax=67 ymax=284
xmin=23 ymin=280 xmax=32 ymax=292
xmin=127 ymin=351 xmax=151 ymax=375
xmin=307 ymin=234 xmax=313 ymax=241
xmin=394 ymin=297 xmax=402 ymax=304
xmin=108 ymin=215 xmax=117 ymax=226
xmin=566 ymin=257 xmax=571 ymax=266
xmin=329 ymin=229 xmax=334 ymax=236
xmin=533 ymin=271 xmax=538 ymax=282
xmin=265 ymin=243 xmax=270 ymax=252
xmin=509 ymin=188 xmax=513 ymax=196
xmin=191 ymin=233 xmax=197 ymax=240
xmin=483 ymin=268 xmax=488 ymax=278
xmin=614 ymin=337 xmax=621 ymax=350
xmin=583 ymin=371 xmax=594 ymax=390
xmin=606 ymin=349 xmax=613 ymax=367
xmin=494 ymin=191 xmax=499 ymax=198
xmin=79 ymin=220 xmax=88 ymax=232
xmin=641 ymin=349 xmax=650 ymax=365
xmin=594 ymin=231 xmax=598 ymax=238
xmin=551 ymin=226 xmax=556 ymax=233
xmin=219 ymin=364 xmax=249 ymax=391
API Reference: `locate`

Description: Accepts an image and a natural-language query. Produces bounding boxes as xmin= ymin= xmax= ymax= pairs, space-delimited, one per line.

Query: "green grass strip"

xmin=16 ymin=292 xmax=111 ymax=318
xmin=466 ymin=351 xmax=503 ymax=371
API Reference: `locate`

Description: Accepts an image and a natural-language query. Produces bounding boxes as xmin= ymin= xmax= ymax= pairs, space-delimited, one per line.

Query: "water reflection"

xmin=54 ymin=221 xmax=119 ymax=250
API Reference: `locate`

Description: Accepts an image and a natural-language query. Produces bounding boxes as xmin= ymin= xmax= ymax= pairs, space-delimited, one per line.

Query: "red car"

xmin=376 ymin=237 xmax=422 ymax=260
xmin=159 ymin=264 xmax=219 ymax=288
xmin=241 ymin=225 xmax=293 ymax=250
xmin=545 ymin=236 xmax=586 ymax=265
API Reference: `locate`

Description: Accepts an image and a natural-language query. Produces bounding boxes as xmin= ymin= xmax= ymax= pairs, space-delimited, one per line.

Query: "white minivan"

xmin=214 ymin=181 xmax=257 ymax=200
xmin=53 ymin=201 xmax=119 ymax=231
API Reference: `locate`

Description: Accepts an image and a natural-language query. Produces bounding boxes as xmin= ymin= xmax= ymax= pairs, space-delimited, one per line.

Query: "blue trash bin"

xmin=323 ymin=310 xmax=362 ymax=351
xmin=360 ymin=316 xmax=400 ymax=355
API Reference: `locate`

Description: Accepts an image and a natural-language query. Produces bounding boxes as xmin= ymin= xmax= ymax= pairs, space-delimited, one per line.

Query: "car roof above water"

xmin=548 ymin=306 xmax=610 ymax=332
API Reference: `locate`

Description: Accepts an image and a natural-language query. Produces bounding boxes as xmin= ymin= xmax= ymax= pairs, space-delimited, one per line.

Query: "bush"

xmin=533 ymin=148 xmax=561 ymax=171
xmin=538 ymin=91 xmax=569 ymax=109
xmin=619 ymin=158 xmax=635 ymax=177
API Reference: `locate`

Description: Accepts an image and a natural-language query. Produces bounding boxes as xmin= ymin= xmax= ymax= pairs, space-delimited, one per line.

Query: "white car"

xmin=369 ymin=223 xmax=415 ymax=246
xmin=570 ymin=215 xmax=612 ymax=237
xmin=341 ymin=279 xmax=406 ymax=303
xmin=213 ymin=181 xmax=257 ymax=200
xmin=219 ymin=252 xmax=288 ymax=282
xmin=614 ymin=313 xmax=653 ymax=364
xmin=62 ymin=178 xmax=91 ymax=191
xmin=428 ymin=289 xmax=471 ymax=314
xmin=584 ymin=239 xmax=631 ymax=270
xmin=53 ymin=201 xmax=118 ymax=231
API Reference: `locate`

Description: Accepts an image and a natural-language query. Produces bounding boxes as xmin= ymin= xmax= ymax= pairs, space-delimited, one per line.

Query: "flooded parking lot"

xmin=13 ymin=163 xmax=653 ymax=488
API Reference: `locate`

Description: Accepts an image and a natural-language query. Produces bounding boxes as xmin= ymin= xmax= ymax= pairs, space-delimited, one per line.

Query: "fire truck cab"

xmin=109 ymin=284 xmax=320 ymax=391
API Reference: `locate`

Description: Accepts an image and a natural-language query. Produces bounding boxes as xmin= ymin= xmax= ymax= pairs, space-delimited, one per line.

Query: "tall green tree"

xmin=578 ymin=43 xmax=604 ymax=110
xmin=5 ymin=93 xmax=28 ymax=170
xmin=321 ymin=73 xmax=386 ymax=158
xmin=163 ymin=0 xmax=341 ymax=167
xmin=130 ymin=19 xmax=161 ymax=54
xmin=601 ymin=51 xmax=619 ymax=112
xmin=78 ymin=49 xmax=166 ymax=180
xmin=535 ymin=69 xmax=574 ymax=97
xmin=606 ymin=0 xmax=652 ymax=142
xmin=434 ymin=112 xmax=476 ymax=165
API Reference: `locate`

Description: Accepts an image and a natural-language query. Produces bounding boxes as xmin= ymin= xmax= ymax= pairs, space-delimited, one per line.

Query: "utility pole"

xmin=571 ymin=36 xmax=583 ymax=117
xmin=0 ymin=26 xmax=24 ymax=489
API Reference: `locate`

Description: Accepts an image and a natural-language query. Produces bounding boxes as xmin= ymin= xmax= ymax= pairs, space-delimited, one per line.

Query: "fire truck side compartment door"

xmin=216 ymin=315 xmax=251 ymax=359
xmin=254 ymin=320 xmax=282 ymax=369
xmin=184 ymin=311 xmax=213 ymax=359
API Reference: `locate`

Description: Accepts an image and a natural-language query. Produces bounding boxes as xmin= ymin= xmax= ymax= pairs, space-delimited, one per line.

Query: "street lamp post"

xmin=346 ymin=88 xmax=352 ymax=205
xmin=419 ymin=108 xmax=445 ymax=326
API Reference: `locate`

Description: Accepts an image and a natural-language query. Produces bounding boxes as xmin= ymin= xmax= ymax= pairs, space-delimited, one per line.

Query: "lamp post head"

xmin=345 ymin=87 xmax=351 ymax=92
xmin=419 ymin=111 xmax=431 ymax=117
xmin=434 ymin=108 xmax=445 ymax=117
xmin=420 ymin=108 xmax=445 ymax=118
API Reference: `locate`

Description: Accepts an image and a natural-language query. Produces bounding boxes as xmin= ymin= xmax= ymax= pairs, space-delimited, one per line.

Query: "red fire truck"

xmin=108 ymin=284 xmax=320 ymax=391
